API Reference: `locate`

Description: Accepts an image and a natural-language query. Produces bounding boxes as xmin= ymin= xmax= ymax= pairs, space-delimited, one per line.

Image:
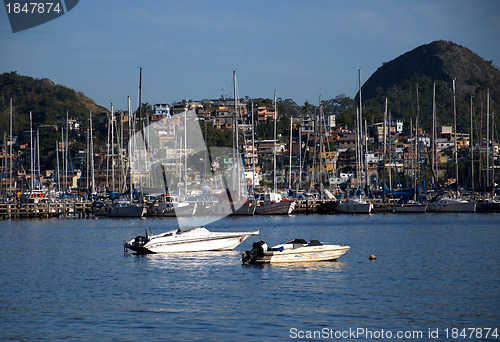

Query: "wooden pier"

xmin=0 ymin=200 xmax=93 ymax=219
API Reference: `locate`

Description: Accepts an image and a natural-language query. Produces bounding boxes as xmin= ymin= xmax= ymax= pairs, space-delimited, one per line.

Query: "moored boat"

xmin=124 ymin=226 xmax=259 ymax=254
xmin=476 ymin=199 xmax=500 ymax=212
xmin=390 ymin=200 xmax=427 ymax=213
xmin=337 ymin=198 xmax=373 ymax=214
xmin=255 ymin=192 xmax=295 ymax=215
xmin=242 ymin=239 xmax=350 ymax=264
xmin=105 ymin=200 xmax=146 ymax=217
xmin=427 ymin=197 xmax=475 ymax=213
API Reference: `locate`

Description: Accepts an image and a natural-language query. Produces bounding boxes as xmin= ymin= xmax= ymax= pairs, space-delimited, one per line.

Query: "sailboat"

xmin=428 ymin=80 xmax=475 ymax=213
xmin=338 ymin=69 xmax=373 ymax=214
xmin=391 ymin=85 xmax=427 ymax=213
xmin=254 ymin=89 xmax=296 ymax=215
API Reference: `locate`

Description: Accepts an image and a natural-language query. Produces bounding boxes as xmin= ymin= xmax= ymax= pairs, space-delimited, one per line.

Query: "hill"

xmin=0 ymin=71 xmax=109 ymax=133
xmin=359 ymin=41 xmax=500 ymax=131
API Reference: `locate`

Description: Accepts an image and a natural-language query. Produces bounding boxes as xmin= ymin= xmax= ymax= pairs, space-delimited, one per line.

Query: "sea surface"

xmin=0 ymin=213 xmax=499 ymax=341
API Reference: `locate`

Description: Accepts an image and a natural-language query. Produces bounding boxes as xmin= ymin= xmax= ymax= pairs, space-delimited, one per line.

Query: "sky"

xmin=1 ymin=0 xmax=499 ymax=111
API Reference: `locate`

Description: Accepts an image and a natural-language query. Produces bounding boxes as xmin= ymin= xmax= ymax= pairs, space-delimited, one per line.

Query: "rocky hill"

xmin=359 ymin=41 xmax=500 ymax=129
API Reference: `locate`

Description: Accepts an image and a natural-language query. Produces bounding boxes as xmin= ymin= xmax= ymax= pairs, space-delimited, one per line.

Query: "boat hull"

xmin=125 ymin=227 xmax=259 ymax=254
xmin=106 ymin=205 xmax=146 ymax=217
xmin=391 ymin=203 xmax=427 ymax=213
xmin=255 ymin=200 xmax=295 ymax=215
xmin=254 ymin=245 xmax=350 ymax=263
xmin=337 ymin=201 xmax=373 ymax=214
xmin=427 ymin=200 xmax=476 ymax=213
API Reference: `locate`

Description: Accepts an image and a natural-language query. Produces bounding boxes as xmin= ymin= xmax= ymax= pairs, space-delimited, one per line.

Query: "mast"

xmin=128 ymin=96 xmax=133 ymax=201
xmin=56 ymin=141 xmax=60 ymax=192
xmin=30 ymin=111 xmax=34 ymax=191
xmin=470 ymin=96 xmax=474 ymax=190
xmin=61 ymin=128 xmax=65 ymax=192
xmin=233 ymin=70 xmax=240 ymax=198
xmin=66 ymin=110 xmax=69 ymax=193
xmin=90 ymin=111 xmax=95 ymax=194
xmin=289 ymin=114 xmax=293 ymax=189
xmin=111 ymin=103 xmax=115 ymax=192
xmin=251 ymin=101 xmax=256 ymax=197
xmin=184 ymin=107 xmax=188 ymax=198
xmin=36 ymin=129 xmax=40 ymax=190
xmin=273 ymin=89 xmax=277 ymax=193
xmin=86 ymin=127 xmax=89 ymax=190
xmin=486 ymin=88 xmax=490 ymax=190
xmin=138 ymin=67 xmax=142 ymax=123
xmin=319 ymin=95 xmax=323 ymax=197
xmin=415 ymin=84 xmax=420 ymax=196
xmin=9 ymin=97 xmax=13 ymax=193
xmin=452 ymin=79 xmax=459 ymax=195
xmin=298 ymin=124 xmax=302 ymax=190
xmin=382 ymin=97 xmax=387 ymax=190
xmin=432 ymin=82 xmax=436 ymax=186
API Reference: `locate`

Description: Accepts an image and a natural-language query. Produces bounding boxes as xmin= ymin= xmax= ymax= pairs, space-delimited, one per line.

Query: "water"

xmin=0 ymin=214 xmax=498 ymax=341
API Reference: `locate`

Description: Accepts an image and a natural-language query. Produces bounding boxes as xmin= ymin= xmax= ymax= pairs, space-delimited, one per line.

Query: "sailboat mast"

xmin=486 ymin=88 xmax=490 ymax=190
xmin=111 ymin=103 xmax=115 ymax=192
xmin=273 ymin=89 xmax=277 ymax=193
xmin=251 ymin=101 xmax=256 ymax=197
xmin=90 ymin=111 xmax=95 ymax=194
xmin=30 ymin=111 xmax=34 ymax=191
xmin=432 ymin=82 xmax=436 ymax=186
xmin=452 ymin=79 xmax=459 ymax=194
xmin=10 ymin=97 xmax=13 ymax=193
xmin=36 ymin=129 xmax=40 ymax=189
xmin=470 ymin=96 xmax=474 ymax=190
xmin=289 ymin=114 xmax=293 ymax=189
xmin=66 ymin=110 xmax=69 ymax=193
xmin=233 ymin=71 xmax=240 ymax=198
xmin=56 ymin=141 xmax=60 ymax=192
xmin=128 ymin=96 xmax=133 ymax=201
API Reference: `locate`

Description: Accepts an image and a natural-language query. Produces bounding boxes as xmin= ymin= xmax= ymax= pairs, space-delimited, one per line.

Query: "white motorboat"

xmin=390 ymin=200 xmax=427 ymax=213
xmin=242 ymin=239 xmax=350 ymax=264
xmin=337 ymin=198 xmax=373 ymax=214
xmin=124 ymin=226 xmax=259 ymax=254
xmin=427 ymin=197 xmax=476 ymax=213
xmin=255 ymin=192 xmax=296 ymax=215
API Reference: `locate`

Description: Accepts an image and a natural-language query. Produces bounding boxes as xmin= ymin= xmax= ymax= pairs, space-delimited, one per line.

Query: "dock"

xmin=0 ymin=200 xmax=93 ymax=219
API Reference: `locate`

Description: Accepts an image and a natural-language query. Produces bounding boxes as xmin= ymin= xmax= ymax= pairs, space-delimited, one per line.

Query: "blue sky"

xmin=1 ymin=0 xmax=499 ymax=110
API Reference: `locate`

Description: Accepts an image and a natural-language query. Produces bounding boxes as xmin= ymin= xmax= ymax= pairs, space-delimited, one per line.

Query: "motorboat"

xmin=255 ymin=192 xmax=296 ymax=215
xmin=337 ymin=197 xmax=373 ymax=214
xmin=124 ymin=226 xmax=259 ymax=254
xmin=242 ymin=239 xmax=350 ymax=264
xmin=427 ymin=197 xmax=476 ymax=213
xmin=390 ymin=200 xmax=427 ymax=213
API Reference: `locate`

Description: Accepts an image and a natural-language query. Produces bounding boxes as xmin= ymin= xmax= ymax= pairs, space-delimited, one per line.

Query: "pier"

xmin=0 ymin=200 xmax=93 ymax=219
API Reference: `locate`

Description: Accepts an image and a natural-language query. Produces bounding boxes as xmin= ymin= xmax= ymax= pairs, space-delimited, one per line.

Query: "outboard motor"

xmin=134 ymin=236 xmax=147 ymax=248
xmin=242 ymin=240 xmax=268 ymax=264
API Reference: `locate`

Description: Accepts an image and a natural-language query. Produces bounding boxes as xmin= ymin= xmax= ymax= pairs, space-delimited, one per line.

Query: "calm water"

xmin=0 ymin=214 xmax=498 ymax=341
